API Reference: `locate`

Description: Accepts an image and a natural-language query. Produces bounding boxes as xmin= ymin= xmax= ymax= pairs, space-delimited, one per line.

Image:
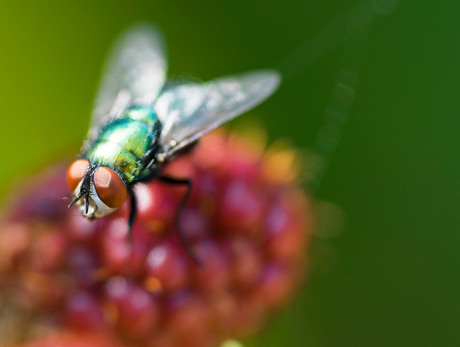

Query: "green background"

xmin=0 ymin=0 xmax=458 ymax=346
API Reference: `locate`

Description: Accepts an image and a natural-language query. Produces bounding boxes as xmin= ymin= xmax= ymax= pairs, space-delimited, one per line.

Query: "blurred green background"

xmin=0 ymin=0 xmax=458 ymax=346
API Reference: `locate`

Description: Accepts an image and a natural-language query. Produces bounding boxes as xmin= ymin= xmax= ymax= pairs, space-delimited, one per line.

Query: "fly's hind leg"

xmin=159 ymin=176 xmax=202 ymax=266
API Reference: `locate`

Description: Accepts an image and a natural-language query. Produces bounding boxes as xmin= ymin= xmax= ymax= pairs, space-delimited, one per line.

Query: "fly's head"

xmin=66 ymin=159 xmax=127 ymax=219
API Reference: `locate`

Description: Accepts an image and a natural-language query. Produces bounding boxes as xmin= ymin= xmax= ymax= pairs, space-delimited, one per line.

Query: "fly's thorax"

xmin=98 ymin=119 xmax=152 ymax=158
xmin=84 ymin=105 xmax=162 ymax=182
xmin=86 ymin=143 xmax=139 ymax=182
xmin=122 ymin=105 xmax=159 ymax=128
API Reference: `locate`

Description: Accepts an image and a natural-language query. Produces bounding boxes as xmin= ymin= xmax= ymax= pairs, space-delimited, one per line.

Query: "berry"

xmin=0 ymin=130 xmax=312 ymax=346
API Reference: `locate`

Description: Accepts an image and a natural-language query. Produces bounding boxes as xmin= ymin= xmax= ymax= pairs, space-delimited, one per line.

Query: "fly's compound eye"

xmin=67 ymin=159 xmax=90 ymax=192
xmin=93 ymin=167 xmax=127 ymax=208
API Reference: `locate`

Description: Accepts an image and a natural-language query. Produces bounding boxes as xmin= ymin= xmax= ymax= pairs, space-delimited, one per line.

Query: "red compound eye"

xmin=67 ymin=159 xmax=89 ymax=192
xmin=93 ymin=167 xmax=127 ymax=208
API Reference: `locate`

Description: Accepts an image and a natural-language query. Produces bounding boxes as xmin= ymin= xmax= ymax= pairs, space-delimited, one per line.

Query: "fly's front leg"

xmin=128 ymin=191 xmax=137 ymax=239
xmin=159 ymin=176 xmax=202 ymax=266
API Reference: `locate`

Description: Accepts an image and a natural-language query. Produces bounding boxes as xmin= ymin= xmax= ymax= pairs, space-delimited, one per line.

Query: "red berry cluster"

xmin=0 ymin=131 xmax=313 ymax=347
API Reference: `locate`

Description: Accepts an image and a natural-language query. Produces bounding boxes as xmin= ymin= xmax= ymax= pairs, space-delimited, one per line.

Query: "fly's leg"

xmin=128 ymin=191 xmax=137 ymax=239
xmin=159 ymin=176 xmax=202 ymax=266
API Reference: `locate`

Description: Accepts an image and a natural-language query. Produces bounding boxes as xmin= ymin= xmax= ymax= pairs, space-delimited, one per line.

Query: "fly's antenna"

xmin=68 ymin=192 xmax=83 ymax=208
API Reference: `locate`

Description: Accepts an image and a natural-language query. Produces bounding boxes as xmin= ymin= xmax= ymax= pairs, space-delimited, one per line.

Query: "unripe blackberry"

xmin=0 ymin=130 xmax=313 ymax=347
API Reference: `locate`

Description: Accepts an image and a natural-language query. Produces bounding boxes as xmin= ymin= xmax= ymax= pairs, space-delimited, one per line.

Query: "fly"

xmin=66 ymin=24 xmax=280 ymax=260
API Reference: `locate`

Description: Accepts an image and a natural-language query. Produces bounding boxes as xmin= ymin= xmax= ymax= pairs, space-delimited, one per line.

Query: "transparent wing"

xmin=155 ymin=70 xmax=280 ymax=156
xmin=91 ymin=24 xmax=167 ymax=128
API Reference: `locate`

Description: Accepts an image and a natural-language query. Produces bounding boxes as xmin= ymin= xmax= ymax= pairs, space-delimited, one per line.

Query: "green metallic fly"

xmin=67 ymin=24 xmax=280 ymax=248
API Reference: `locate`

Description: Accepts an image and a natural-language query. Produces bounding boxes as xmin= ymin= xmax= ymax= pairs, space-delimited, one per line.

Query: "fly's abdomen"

xmin=85 ymin=106 xmax=162 ymax=182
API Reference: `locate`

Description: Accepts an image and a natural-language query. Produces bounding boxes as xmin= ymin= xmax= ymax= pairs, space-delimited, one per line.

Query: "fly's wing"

xmin=91 ymin=24 xmax=167 ymax=129
xmin=155 ymin=70 xmax=280 ymax=157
